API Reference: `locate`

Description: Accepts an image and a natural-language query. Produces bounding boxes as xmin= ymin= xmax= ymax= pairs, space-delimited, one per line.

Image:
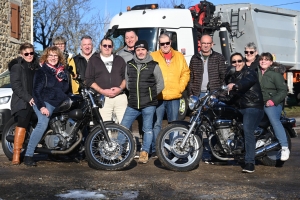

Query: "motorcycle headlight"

xmin=0 ymin=96 xmax=10 ymax=104
xmin=188 ymin=96 xmax=199 ymax=110
xmin=95 ymin=94 xmax=105 ymax=108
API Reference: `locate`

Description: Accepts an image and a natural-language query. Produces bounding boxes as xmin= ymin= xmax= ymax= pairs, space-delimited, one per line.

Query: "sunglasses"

xmin=160 ymin=42 xmax=171 ymax=46
xmin=24 ymin=52 xmax=34 ymax=56
xmin=231 ymin=60 xmax=243 ymax=64
xmin=102 ymin=44 xmax=113 ymax=48
xmin=244 ymin=51 xmax=255 ymax=55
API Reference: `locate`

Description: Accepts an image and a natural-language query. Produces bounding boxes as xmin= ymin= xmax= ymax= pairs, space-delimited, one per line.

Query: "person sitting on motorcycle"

xmin=257 ymin=52 xmax=289 ymax=161
xmin=24 ymin=46 xmax=70 ymax=166
xmin=219 ymin=52 xmax=264 ymax=173
xmin=9 ymin=42 xmax=39 ymax=165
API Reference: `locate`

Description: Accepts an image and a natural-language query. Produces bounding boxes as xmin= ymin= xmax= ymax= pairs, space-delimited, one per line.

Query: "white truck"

xmin=108 ymin=1 xmax=300 ymax=119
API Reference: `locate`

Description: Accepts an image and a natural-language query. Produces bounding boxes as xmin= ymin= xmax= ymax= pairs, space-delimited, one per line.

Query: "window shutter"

xmin=11 ymin=3 xmax=20 ymax=39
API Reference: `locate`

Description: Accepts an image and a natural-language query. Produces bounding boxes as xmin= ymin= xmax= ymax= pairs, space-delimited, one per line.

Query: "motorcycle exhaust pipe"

xmin=255 ymin=141 xmax=280 ymax=157
xmin=6 ymin=132 xmax=83 ymax=155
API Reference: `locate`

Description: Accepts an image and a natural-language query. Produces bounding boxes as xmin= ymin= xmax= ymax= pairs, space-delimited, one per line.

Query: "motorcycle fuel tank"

xmin=212 ymin=104 xmax=242 ymax=120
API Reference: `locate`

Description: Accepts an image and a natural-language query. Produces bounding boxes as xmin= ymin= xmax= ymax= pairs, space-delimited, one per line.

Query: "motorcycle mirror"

xmin=226 ymin=66 xmax=236 ymax=77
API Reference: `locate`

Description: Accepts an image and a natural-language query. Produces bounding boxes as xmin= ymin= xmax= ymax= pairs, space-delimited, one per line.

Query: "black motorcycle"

xmin=156 ymin=86 xmax=297 ymax=172
xmin=2 ymin=77 xmax=136 ymax=170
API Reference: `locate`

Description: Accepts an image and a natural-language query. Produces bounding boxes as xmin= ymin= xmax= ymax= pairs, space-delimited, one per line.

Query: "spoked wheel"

xmin=156 ymin=124 xmax=203 ymax=172
xmin=85 ymin=124 xmax=136 ymax=170
xmin=259 ymin=128 xmax=291 ymax=167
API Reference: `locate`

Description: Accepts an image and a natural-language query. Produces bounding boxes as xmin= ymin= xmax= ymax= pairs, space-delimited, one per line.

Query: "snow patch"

xmin=56 ymin=190 xmax=106 ymax=199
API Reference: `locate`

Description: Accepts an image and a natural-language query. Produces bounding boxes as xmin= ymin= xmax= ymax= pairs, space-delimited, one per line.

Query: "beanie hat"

xmin=134 ymin=40 xmax=149 ymax=51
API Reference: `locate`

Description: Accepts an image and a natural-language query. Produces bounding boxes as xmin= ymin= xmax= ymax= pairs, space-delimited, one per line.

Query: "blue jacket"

xmin=33 ymin=63 xmax=69 ymax=110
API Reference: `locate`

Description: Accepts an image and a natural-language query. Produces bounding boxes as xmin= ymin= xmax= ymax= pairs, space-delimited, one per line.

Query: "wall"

xmin=0 ymin=0 xmax=32 ymax=73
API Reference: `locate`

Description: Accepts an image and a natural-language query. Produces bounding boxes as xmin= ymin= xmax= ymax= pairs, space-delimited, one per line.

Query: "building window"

xmin=11 ymin=3 xmax=20 ymax=39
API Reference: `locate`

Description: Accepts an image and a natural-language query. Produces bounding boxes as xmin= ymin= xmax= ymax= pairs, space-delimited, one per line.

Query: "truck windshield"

xmin=111 ymin=28 xmax=158 ymax=53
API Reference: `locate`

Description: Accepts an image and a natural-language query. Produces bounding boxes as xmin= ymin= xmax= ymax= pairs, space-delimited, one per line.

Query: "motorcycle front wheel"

xmin=156 ymin=124 xmax=203 ymax=172
xmin=85 ymin=124 xmax=136 ymax=170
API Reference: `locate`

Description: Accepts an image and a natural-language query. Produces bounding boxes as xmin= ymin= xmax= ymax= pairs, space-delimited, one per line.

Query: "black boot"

xmin=24 ymin=156 xmax=37 ymax=167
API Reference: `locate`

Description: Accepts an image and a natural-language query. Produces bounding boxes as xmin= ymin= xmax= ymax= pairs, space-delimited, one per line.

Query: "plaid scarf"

xmin=45 ymin=62 xmax=67 ymax=82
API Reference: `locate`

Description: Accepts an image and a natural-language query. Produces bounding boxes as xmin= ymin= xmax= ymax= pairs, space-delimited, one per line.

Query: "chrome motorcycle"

xmin=156 ymin=86 xmax=297 ymax=172
xmin=2 ymin=77 xmax=136 ymax=170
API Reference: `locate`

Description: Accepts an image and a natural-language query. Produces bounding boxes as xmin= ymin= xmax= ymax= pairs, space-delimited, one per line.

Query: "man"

xmin=69 ymin=35 xmax=95 ymax=94
xmin=117 ymin=30 xmax=138 ymax=63
xmin=188 ymin=34 xmax=227 ymax=98
xmin=151 ymin=33 xmax=190 ymax=156
xmin=85 ymin=38 xmax=127 ymax=123
xmin=120 ymin=40 xmax=164 ymax=164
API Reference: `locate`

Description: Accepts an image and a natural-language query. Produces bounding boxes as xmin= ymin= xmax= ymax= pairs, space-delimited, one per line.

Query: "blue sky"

xmin=93 ymin=0 xmax=300 ymax=17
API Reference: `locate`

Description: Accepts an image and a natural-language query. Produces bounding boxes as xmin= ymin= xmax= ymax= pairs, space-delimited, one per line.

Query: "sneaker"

xmin=134 ymin=151 xmax=140 ymax=159
xmin=281 ymin=147 xmax=290 ymax=161
xmin=151 ymin=152 xmax=158 ymax=159
xmin=138 ymin=151 xmax=148 ymax=164
xmin=242 ymin=163 xmax=255 ymax=173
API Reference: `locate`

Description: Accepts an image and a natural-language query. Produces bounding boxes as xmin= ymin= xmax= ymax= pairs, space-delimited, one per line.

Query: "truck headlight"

xmin=0 ymin=96 xmax=10 ymax=104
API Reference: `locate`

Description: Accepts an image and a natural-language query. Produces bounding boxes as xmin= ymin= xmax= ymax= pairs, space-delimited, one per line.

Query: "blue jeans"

xmin=264 ymin=104 xmax=288 ymax=147
xmin=25 ymin=102 xmax=56 ymax=157
xmin=152 ymin=99 xmax=180 ymax=152
xmin=239 ymin=108 xmax=264 ymax=164
xmin=120 ymin=106 xmax=156 ymax=153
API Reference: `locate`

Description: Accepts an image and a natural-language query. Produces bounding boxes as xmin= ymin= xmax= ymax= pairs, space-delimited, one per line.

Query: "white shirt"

xmin=101 ymin=55 xmax=114 ymax=73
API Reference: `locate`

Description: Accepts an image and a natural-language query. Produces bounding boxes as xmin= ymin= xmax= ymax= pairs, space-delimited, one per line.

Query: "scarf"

xmin=44 ymin=62 xmax=67 ymax=82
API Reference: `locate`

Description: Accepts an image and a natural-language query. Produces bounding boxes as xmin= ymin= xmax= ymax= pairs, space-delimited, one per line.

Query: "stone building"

xmin=0 ymin=0 xmax=33 ymax=73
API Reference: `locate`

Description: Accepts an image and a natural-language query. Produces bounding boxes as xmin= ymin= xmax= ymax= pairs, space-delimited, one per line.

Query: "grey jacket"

xmin=117 ymin=46 xmax=134 ymax=63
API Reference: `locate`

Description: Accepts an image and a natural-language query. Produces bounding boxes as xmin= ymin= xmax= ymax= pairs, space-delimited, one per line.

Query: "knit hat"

xmin=134 ymin=40 xmax=149 ymax=51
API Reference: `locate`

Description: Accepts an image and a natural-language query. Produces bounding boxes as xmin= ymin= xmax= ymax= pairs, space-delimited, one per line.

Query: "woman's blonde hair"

xmin=39 ymin=46 xmax=66 ymax=67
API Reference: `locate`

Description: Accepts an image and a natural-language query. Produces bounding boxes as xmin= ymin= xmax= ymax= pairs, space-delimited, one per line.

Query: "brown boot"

xmin=12 ymin=127 xmax=26 ymax=165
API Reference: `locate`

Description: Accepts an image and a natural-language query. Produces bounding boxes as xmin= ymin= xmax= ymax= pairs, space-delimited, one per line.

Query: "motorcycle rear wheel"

xmin=1 ymin=117 xmax=32 ymax=161
xmin=259 ymin=128 xmax=291 ymax=167
xmin=84 ymin=124 xmax=136 ymax=170
xmin=156 ymin=124 xmax=203 ymax=172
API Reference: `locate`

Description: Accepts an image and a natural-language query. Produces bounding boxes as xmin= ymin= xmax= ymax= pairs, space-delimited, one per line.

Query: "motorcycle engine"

xmin=214 ymin=119 xmax=243 ymax=154
xmin=45 ymin=116 xmax=77 ymax=149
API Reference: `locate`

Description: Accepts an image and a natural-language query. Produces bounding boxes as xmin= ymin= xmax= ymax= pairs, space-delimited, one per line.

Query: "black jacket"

xmin=33 ymin=63 xmax=70 ymax=110
xmin=9 ymin=57 xmax=39 ymax=116
xmin=219 ymin=66 xmax=264 ymax=110
xmin=73 ymin=52 xmax=97 ymax=81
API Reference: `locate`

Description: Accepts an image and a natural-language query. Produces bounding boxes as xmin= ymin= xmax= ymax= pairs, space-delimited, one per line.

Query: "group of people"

xmin=9 ymin=31 xmax=289 ymax=172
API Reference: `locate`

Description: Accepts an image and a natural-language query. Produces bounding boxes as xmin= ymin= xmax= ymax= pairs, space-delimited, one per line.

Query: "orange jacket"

xmin=151 ymin=48 xmax=190 ymax=100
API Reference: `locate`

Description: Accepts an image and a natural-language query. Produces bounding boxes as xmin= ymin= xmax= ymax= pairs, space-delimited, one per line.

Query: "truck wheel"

xmin=178 ymin=92 xmax=188 ymax=120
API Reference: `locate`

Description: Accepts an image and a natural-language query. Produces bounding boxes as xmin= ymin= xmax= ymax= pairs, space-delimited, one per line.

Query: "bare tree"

xmin=34 ymin=0 xmax=110 ymax=54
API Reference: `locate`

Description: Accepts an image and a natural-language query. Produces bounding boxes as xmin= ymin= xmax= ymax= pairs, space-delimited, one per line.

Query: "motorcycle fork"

xmin=91 ymin=107 xmax=112 ymax=145
xmin=180 ymin=109 xmax=203 ymax=149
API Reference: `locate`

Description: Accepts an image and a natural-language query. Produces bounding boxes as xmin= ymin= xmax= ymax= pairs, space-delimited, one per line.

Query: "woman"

xmin=244 ymin=42 xmax=259 ymax=70
xmin=24 ymin=46 xmax=70 ymax=166
xmin=258 ymin=52 xmax=289 ymax=161
xmin=9 ymin=42 xmax=39 ymax=165
xmin=220 ymin=52 xmax=264 ymax=173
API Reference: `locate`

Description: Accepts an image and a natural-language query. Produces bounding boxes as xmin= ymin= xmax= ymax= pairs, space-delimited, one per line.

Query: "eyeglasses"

xmin=201 ymin=42 xmax=212 ymax=45
xmin=244 ymin=51 xmax=255 ymax=54
xmin=159 ymin=42 xmax=171 ymax=46
xmin=231 ymin=60 xmax=243 ymax=64
xmin=259 ymin=58 xmax=270 ymax=61
xmin=48 ymin=54 xmax=58 ymax=58
xmin=54 ymin=43 xmax=65 ymax=46
xmin=102 ymin=44 xmax=113 ymax=48
xmin=24 ymin=52 xmax=34 ymax=56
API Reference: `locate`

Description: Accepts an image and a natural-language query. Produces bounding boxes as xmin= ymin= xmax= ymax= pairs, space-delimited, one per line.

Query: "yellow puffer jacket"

xmin=151 ymin=48 xmax=190 ymax=100
xmin=68 ymin=58 xmax=80 ymax=94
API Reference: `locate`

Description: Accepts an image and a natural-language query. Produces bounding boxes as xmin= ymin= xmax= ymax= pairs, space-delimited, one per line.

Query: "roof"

xmin=109 ymin=8 xmax=194 ymax=29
